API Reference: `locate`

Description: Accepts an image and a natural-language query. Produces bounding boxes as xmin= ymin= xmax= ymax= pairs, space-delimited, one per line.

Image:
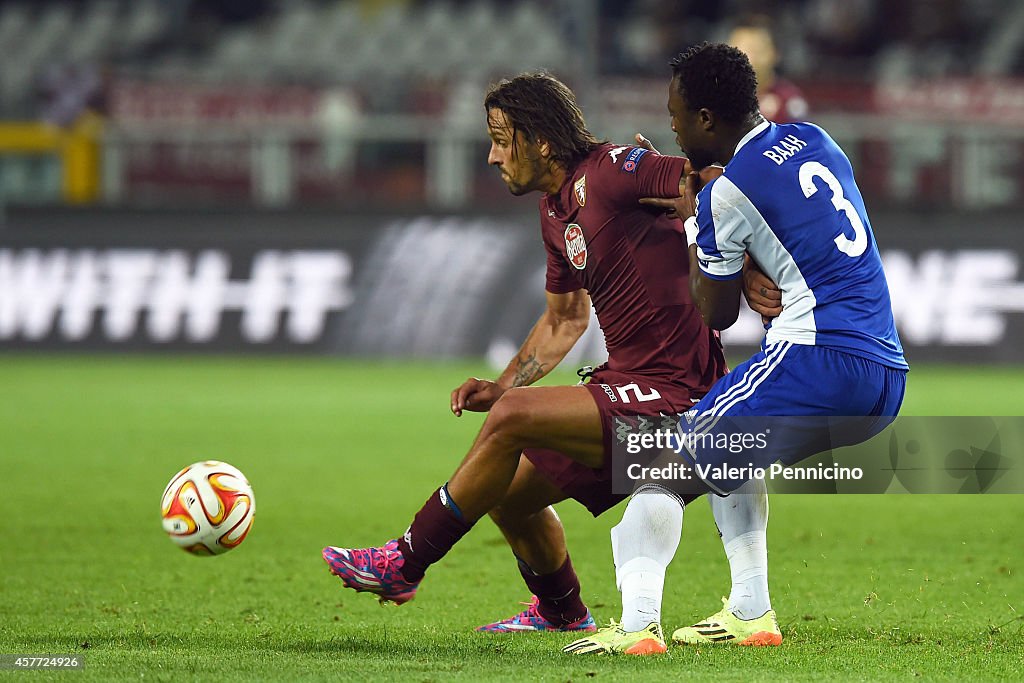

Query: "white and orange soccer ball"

xmin=160 ymin=461 xmax=255 ymax=556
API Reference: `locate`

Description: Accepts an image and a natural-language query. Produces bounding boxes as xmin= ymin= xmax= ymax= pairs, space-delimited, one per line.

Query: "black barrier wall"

xmin=1 ymin=207 xmax=1022 ymax=362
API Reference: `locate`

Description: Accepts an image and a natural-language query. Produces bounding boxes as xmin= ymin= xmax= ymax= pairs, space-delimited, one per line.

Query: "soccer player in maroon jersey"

xmin=322 ymin=73 xmax=778 ymax=639
xmin=728 ymin=15 xmax=808 ymax=124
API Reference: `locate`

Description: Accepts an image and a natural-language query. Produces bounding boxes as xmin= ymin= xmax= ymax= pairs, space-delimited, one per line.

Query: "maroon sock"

xmin=519 ymin=554 xmax=588 ymax=626
xmin=396 ymin=486 xmax=473 ymax=583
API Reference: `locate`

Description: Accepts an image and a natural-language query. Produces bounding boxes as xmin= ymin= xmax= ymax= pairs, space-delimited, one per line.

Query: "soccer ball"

xmin=160 ymin=461 xmax=255 ymax=556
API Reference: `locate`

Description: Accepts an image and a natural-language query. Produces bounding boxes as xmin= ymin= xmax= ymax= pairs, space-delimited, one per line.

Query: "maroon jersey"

xmin=760 ymin=78 xmax=808 ymax=123
xmin=539 ymin=142 xmax=727 ymax=395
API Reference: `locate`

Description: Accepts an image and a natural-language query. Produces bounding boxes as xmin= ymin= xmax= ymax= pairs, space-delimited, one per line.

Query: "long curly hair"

xmin=484 ymin=73 xmax=603 ymax=168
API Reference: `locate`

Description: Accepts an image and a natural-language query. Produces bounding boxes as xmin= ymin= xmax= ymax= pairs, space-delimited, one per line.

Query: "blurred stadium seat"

xmin=0 ymin=0 xmax=1022 ymax=209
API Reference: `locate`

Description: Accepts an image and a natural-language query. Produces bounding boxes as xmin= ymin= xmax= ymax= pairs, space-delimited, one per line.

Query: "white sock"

xmin=709 ymin=477 xmax=771 ymax=620
xmin=611 ymin=487 xmax=684 ymax=632
xmin=617 ymin=558 xmax=664 ymax=632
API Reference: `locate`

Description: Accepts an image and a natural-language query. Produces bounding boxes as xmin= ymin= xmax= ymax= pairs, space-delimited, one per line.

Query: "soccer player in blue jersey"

xmin=565 ymin=43 xmax=908 ymax=655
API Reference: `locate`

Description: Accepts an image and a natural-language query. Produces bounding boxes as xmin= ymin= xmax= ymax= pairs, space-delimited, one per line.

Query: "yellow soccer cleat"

xmin=672 ymin=598 xmax=782 ymax=646
xmin=562 ymin=620 xmax=667 ymax=656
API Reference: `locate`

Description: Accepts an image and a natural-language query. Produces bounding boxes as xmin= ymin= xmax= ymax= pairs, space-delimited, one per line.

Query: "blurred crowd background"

xmin=2 ymin=0 xmax=1023 ymax=210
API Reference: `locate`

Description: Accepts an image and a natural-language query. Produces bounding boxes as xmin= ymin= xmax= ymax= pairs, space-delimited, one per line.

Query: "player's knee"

xmin=483 ymin=388 xmax=536 ymax=445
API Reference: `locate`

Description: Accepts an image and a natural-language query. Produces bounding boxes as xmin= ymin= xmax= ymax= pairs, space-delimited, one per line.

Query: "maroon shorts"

xmin=523 ymin=368 xmax=700 ymax=517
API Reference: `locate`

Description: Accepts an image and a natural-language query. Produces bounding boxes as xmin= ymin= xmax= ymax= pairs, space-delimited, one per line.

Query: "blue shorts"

xmin=678 ymin=341 xmax=907 ymax=493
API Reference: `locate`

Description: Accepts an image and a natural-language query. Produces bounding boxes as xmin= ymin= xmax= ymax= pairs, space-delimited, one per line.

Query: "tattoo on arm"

xmin=512 ymin=351 xmax=547 ymax=387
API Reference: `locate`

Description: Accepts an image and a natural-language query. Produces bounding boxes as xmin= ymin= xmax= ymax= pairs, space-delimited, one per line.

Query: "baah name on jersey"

xmin=762 ymin=134 xmax=808 ymax=165
xmin=564 ymin=223 xmax=588 ymax=270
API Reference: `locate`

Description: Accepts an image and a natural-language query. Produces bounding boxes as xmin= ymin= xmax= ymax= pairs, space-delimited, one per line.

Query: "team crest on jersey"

xmin=573 ymin=175 xmax=587 ymax=207
xmin=564 ymin=223 xmax=587 ymax=270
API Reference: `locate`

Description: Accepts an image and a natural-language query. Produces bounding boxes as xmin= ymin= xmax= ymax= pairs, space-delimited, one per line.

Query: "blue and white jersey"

xmin=694 ymin=120 xmax=907 ymax=370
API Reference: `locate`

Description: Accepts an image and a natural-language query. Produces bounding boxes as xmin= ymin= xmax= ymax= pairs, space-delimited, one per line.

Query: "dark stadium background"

xmin=2 ymin=0 xmax=1023 ymax=362
xmin=1 ymin=2 xmax=1022 ymax=681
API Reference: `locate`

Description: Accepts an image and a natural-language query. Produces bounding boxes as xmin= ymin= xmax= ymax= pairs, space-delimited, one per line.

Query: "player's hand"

xmin=451 ymin=378 xmax=506 ymax=416
xmin=638 ymin=195 xmax=688 ymax=217
xmin=640 ymin=157 xmax=692 ymax=217
xmin=690 ymin=163 xmax=726 ymax=189
xmin=639 ymin=163 xmax=725 ymax=219
xmin=634 ymin=133 xmax=660 ymax=154
xmin=742 ymin=255 xmax=783 ymax=323
xmin=679 ymin=168 xmax=701 ymax=220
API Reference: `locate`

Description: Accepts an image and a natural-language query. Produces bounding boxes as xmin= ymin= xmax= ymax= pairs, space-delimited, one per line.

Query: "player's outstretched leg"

xmin=321 ymin=481 xmax=470 ymax=604
xmin=478 ymin=457 xmax=594 ymax=633
xmin=323 ymin=386 xmax=603 ymax=604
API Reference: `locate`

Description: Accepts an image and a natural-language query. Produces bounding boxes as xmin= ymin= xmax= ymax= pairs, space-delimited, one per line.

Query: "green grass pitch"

xmin=1 ymin=356 xmax=1022 ymax=681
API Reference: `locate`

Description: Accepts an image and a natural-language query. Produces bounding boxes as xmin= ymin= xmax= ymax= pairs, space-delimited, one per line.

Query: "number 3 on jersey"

xmin=798 ymin=161 xmax=867 ymax=257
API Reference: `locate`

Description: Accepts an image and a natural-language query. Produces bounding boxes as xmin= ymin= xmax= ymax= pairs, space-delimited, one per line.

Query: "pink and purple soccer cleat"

xmin=476 ymin=596 xmax=597 ymax=633
xmin=322 ymin=540 xmax=420 ymax=605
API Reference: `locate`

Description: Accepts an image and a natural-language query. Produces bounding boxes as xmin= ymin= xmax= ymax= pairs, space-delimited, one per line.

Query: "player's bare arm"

xmin=451 ymin=289 xmax=590 ymax=416
xmin=676 ymin=170 xmax=744 ymax=330
xmin=639 ymin=211 xmax=781 ymax=326
xmin=689 ymin=245 xmax=743 ymax=330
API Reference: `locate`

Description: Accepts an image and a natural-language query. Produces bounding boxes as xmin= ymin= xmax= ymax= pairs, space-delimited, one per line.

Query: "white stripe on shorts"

xmin=693 ymin=341 xmax=792 ymax=434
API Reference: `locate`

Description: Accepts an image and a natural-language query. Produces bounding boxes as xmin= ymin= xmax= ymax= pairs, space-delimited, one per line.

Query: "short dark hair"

xmin=670 ymin=43 xmax=760 ymax=125
xmin=484 ymin=73 xmax=602 ymax=168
